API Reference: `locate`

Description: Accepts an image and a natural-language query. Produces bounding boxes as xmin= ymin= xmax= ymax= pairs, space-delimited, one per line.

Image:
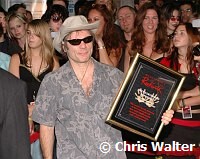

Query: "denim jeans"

xmin=31 ymin=139 xmax=43 ymax=159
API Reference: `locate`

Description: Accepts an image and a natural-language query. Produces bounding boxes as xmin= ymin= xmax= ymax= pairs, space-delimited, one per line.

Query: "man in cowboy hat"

xmin=32 ymin=15 xmax=127 ymax=159
xmin=32 ymin=15 xmax=174 ymax=159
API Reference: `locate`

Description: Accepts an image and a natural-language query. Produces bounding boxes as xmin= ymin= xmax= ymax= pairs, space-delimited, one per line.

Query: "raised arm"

xmin=95 ymin=34 xmax=115 ymax=66
xmin=124 ymin=41 xmax=132 ymax=73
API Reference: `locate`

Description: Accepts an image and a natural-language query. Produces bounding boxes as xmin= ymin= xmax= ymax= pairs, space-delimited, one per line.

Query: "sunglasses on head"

xmin=51 ymin=16 xmax=63 ymax=23
xmin=65 ymin=36 xmax=93 ymax=45
xmin=170 ymin=17 xmax=180 ymax=22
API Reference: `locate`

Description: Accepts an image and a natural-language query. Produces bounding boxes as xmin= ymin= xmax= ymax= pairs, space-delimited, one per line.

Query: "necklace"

xmin=79 ymin=60 xmax=91 ymax=85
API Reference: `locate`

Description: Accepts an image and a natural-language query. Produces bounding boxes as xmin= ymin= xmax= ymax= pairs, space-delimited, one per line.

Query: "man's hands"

xmin=28 ymin=102 xmax=35 ymax=134
xmin=161 ymin=109 xmax=174 ymax=125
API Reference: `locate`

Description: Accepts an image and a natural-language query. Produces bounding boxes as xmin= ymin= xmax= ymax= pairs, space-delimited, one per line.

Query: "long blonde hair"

xmin=24 ymin=19 xmax=55 ymax=70
xmin=6 ymin=12 xmax=28 ymax=38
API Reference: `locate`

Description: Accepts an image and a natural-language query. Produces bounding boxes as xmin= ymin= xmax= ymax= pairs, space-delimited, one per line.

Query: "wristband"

xmin=28 ymin=117 xmax=32 ymax=121
xmin=98 ymin=46 xmax=106 ymax=50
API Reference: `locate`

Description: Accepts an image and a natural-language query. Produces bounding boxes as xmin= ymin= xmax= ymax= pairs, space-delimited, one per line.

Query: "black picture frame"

xmin=106 ymin=53 xmax=185 ymax=141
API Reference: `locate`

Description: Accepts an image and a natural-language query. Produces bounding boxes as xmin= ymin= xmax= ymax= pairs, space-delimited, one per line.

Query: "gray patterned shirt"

xmin=32 ymin=59 xmax=126 ymax=159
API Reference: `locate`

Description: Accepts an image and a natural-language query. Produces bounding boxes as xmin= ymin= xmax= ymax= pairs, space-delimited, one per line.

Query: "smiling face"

xmin=142 ymin=9 xmax=159 ymax=35
xmin=63 ymin=30 xmax=93 ymax=64
xmin=117 ymin=7 xmax=135 ymax=33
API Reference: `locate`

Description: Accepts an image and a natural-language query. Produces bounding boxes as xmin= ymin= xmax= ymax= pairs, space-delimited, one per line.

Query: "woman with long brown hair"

xmin=124 ymin=2 xmax=170 ymax=73
xmin=87 ymin=4 xmax=125 ymax=67
xmin=160 ymin=23 xmax=200 ymax=159
xmin=122 ymin=3 xmax=171 ymax=159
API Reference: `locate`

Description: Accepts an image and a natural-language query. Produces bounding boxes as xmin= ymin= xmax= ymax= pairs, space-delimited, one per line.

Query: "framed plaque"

xmin=106 ymin=53 xmax=185 ymax=141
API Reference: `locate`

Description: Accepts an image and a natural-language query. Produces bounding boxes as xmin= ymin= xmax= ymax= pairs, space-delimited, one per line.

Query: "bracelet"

xmin=28 ymin=117 xmax=32 ymax=121
xmin=181 ymin=99 xmax=186 ymax=108
xmin=98 ymin=46 xmax=106 ymax=50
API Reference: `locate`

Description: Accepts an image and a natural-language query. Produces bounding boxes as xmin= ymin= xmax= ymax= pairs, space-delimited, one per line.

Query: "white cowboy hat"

xmin=53 ymin=15 xmax=99 ymax=52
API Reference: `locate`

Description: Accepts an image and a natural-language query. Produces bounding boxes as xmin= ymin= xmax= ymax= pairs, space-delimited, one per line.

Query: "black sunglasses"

xmin=65 ymin=36 xmax=93 ymax=45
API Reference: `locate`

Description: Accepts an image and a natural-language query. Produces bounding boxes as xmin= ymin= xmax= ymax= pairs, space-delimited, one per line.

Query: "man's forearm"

xmin=40 ymin=125 xmax=55 ymax=159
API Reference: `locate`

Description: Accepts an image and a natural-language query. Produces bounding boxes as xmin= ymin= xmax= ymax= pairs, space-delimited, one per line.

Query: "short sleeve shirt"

xmin=0 ymin=52 xmax=10 ymax=71
xmin=32 ymin=58 xmax=126 ymax=159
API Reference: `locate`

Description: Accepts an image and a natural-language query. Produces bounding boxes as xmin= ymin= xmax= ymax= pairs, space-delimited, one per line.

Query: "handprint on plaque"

xmin=135 ymin=88 xmax=159 ymax=108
